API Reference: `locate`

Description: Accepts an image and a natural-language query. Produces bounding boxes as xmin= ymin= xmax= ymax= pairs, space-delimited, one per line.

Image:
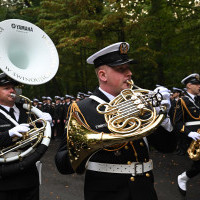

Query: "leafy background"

xmin=0 ymin=0 xmax=200 ymax=99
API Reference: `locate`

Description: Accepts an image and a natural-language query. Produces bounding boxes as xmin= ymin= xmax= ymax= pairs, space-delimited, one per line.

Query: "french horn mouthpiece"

xmin=10 ymin=93 xmax=16 ymax=98
xmin=127 ymin=80 xmax=133 ymax=88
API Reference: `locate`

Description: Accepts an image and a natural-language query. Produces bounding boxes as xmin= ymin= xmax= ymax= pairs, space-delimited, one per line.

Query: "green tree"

xmin=1 ymin=0 xmax=200 ymax=99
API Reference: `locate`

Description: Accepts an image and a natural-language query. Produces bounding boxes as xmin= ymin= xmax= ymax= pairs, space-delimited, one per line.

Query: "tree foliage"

xmin=0 ymin=0 xmax=200 ymax=99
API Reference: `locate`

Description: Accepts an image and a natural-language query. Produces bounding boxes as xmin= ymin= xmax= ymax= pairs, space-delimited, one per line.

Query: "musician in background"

xmin=0 ymin=73 xmax=51 ymax=200
xmin=32 ymin=98 xmax=39 ymax=108
xmin=53 ymin=96 xmax=64 ymax=139
xmin=63 ymin=95 xmax=72 ymax=124
xmin=44 ymin=97 xmax=54 ymax=139
xmin=174 ymin=73 xmax=200 ymax=196
xmin=55 ymin=42 xmax=177 ymax=200
xmin=41 ymin=96 xmax=47 ymax=112
xmin=169 ymin=87 xmax=186 ymax=156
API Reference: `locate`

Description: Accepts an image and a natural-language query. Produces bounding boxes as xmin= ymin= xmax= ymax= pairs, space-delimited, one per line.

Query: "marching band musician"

xmin=53 ymin=96 xmax=64 ymax=139
xmin=32 ymin=98 xmax=39 ymax=108
xmin=63 ymin=95 xmax=72 ymax=125
xmin=169 ymin=87 xmax=186 ymax=156
xmin=41 ymin=96 xmax=47 ymax=112
xmin=44 ymin=97 xmax=54 ymax=139
xmin=0 ymin=73 xmax=52 ymax=200
xmin=55 ymin=42 xmax=177 ymax=200
xmin=174 ymin=73 xmax=200 ymax=196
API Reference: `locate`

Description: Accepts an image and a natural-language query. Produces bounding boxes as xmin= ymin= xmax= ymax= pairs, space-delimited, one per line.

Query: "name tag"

xmin=0 ymin=124 xmax=11 ymax=128
xmin=95 ymin=123 xmax=107 ymax=129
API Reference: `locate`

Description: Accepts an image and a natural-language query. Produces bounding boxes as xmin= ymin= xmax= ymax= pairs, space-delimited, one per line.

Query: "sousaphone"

xmin=0 ymin=19 xmax=59 ymax=176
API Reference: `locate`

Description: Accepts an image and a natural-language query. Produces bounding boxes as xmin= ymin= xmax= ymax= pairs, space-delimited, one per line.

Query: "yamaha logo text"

xmin=11 ymin=23 xmax=33 ymax=32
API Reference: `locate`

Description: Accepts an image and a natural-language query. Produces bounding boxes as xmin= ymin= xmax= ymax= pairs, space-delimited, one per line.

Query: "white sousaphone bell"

xmin=0 ymin=19 xmax=59 ymax=174
xmin=0 ymin=18 xmax=59 ymax=85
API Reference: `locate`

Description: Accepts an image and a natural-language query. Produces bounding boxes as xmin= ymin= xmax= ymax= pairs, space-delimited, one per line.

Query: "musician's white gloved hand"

xmin=154 ymin=86 xmax=171 ymax=113
xmin=153 ymin=86 xmax=173 ymax=131
xmin=188 ymin=132 xmax=200 ymax=141
xmin=8 ymin=124 xmax=30 ymax=138
xmin=40 ymin=112 xmax=52 ymax=123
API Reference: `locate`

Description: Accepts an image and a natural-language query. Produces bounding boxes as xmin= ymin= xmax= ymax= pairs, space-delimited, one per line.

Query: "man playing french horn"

xmin=0 ymin=73 xmax=52 ymax=200
xmin=55 ymin=42 xmax=177 ymax=200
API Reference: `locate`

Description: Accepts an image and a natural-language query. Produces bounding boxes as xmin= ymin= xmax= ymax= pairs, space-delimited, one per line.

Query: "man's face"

xmin=188 ymin=83 xmax=200 ymax=95
xmin=172 ymin=92 xmax=180 ymax=98
xmin=101 ymin=64 xmax=132 ymax=96
xmin=33 ymin=102 xmax=38 ymax=106
xmin=56 ymin=99 xmax=60 ymax=104
xmin=0 ymin=84 xmax=16 ymax=106
xmin=65 ymin=98 xmax=70 ymax=103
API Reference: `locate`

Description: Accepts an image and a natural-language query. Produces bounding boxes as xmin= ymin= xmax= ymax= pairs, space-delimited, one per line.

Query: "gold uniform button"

xmin=130 ymin=177 xmax=135 ymax=181
xmin=146 ymin=173 xmax=150 ymax=177
xmin=127 ymin=161 xmax=132 ymax=165
xmin=124 ymin=145 xmax=129 ymax=150
xmin=140 ymin=142 xmax=144 ymax=146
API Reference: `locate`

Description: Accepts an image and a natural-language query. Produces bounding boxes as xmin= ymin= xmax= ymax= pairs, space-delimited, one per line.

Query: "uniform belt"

xmin=86 ymin=159 xmax=153 ymax=176
xmin=185 ymin=121 xmax=200 ymax=126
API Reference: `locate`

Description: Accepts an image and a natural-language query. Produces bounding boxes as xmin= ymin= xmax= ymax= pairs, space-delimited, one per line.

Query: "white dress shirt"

xmin=0 ymin=104 xmax=20 ymax=121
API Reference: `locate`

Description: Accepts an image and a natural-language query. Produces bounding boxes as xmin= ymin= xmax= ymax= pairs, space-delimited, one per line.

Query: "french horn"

xmin=67 ymin=80 xmax=167 ymax=173
xmin=0 ymin=19 xmax=59 ymax=175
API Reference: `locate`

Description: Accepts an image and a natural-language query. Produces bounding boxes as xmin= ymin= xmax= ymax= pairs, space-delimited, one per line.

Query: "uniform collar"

xmin=0 ymin=104 xmax=17 ymax=112
xmin=187 ymin=92 xmax=195 ymax=100
xmin=98 ymin=87 xmax=115 ymax=101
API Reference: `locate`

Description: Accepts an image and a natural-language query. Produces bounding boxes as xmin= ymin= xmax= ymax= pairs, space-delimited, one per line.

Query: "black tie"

xmin=9 ymin=108 xmax=16 ymax=121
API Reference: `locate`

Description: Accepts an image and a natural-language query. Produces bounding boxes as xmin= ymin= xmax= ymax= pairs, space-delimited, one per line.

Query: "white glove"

xmin=188 ymin=132 xmax=200 ymax=141
xmin=154 ymin=86 xmax=170 ymax=94
xmin=8 ymin=124 xmax=30 ymax=138
xmin=40 ymin=112 xmax=52 ymax=123
xmin=160 ymin=117 xmax=173 ymax=132
xmin=154 ymin=87 xmax=171 ymax=113
xmin=160 ymin=99 xmax=171 ymax=113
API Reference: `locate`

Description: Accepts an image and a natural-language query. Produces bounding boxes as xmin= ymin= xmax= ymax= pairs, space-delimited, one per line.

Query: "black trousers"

xmin=84 ymin=170 xmax=158 ymax=200
xmin=186 ymin=160 xmax=200 ymax=178
xmin=0 ymin=185 xmax=39 ymax=200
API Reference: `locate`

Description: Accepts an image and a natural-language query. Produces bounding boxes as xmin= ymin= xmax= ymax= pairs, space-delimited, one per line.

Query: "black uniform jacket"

xmin=55 ymin=88 xmax=177 ymax=193
xmin=0 ymin=104 xmax=39 ymax=191
xmin=63 ymin=102 xmax=71 ymax=121
xmin=174 ymin=92 xmax=200 ymax=136
xmin=54 ymin=103 xmax=63 ymax=121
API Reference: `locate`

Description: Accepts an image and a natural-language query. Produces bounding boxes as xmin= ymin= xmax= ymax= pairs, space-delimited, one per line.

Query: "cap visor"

xmin=108 ymin=59 xmax=138 ymax=67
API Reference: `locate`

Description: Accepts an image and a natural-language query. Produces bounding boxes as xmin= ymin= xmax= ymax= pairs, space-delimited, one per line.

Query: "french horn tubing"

xmin=67 ymin=80 xmax=167 ymax=173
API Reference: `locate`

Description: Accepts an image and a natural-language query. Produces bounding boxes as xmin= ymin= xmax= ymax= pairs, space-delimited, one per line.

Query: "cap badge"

xmin=119 ymin=43 xmax=128 ymax=54
xmin=195 ymin=75 xmax=200 ymax=80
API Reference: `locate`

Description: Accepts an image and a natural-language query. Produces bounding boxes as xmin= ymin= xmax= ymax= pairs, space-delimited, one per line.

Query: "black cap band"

xmin=93 ymin=51 xmax=132 ymax=68
xmin=185 ymin=78 xmax=200 ymax=85
xmin=0 ymin=73 xmax=19 ymax=86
